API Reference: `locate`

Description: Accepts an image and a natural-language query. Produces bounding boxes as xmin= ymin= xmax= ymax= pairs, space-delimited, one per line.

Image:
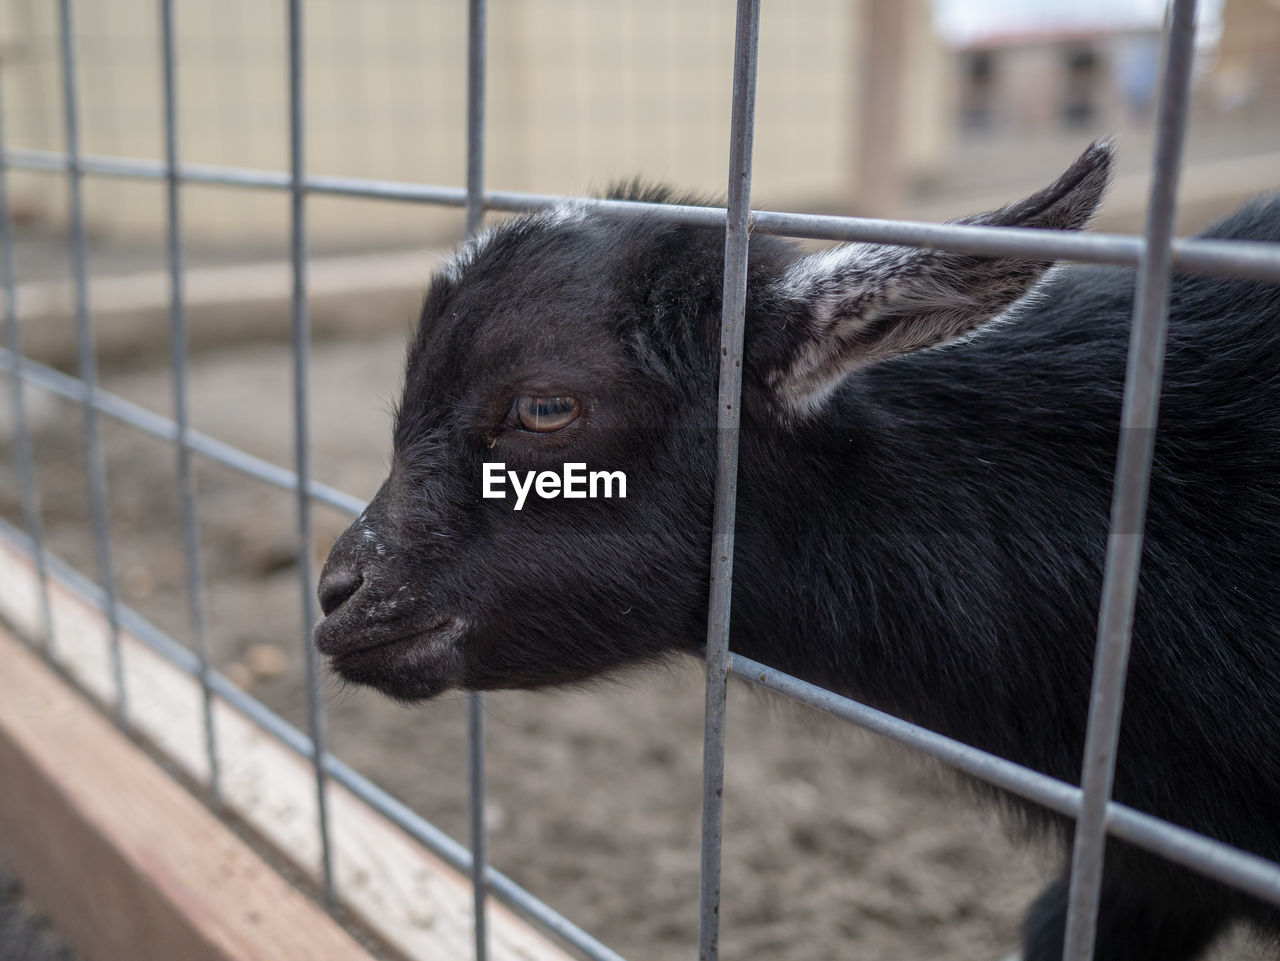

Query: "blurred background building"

xmin=0 ymin=0 xmax=1275 ymax=250
xmin=0 ymin=0 xmax=944 ymax=248
xmin=0 ymin=0 xmax=1276 ymax=365
xmin=1 ymin=7 xmax=1278 ymax=959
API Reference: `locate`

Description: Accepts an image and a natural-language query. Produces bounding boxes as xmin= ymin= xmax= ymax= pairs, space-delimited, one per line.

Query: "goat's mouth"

xmin=319 ymin=616 xmax=466 ymax=700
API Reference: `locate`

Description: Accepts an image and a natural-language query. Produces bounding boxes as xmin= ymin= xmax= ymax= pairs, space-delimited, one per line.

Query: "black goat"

xmin=315 ymin=142 xmax=1280 ymax=961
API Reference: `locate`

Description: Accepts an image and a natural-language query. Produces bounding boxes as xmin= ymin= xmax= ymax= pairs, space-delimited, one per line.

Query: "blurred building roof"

xmin=932 ymin=0 xmax=1224 ymax=49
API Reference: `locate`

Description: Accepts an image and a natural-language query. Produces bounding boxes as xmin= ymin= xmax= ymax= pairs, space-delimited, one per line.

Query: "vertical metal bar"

xmin=159 ymin=0 xmax=221 ymax=807
xmin=465 ymin=0 xmax=487 ymax=240
xmin=1062 ymin=2 xmax=1199 ymax=959
xmin=464 ymin=1 xmax=489 ymax=959
xmin=466 ymin=695 xmax=489 ymax=961
xmin=57 ymin=0 xmax=128 ymax=726
xmin=288 ymin=0 xmax=336 ymax=904
xmin=0 ymin=50 xmax=57 ymax=660
xmin=698 ymin=1 xmax=761 ymax=959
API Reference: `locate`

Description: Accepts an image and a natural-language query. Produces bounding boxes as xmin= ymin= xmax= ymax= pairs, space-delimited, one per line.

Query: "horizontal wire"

xmin=0 ymin=348 xmax=365 ymax=517
xmin=4 ymin=148 xmax=1280 ymax=282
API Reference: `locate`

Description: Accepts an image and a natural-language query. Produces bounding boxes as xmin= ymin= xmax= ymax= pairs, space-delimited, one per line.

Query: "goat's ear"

xmin=754 ymin=139 xmax=1113 ymax=419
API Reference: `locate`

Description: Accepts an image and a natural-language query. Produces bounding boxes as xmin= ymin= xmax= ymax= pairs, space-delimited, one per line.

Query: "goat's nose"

xmin=318 ymin=567 xmax=363 ymax=617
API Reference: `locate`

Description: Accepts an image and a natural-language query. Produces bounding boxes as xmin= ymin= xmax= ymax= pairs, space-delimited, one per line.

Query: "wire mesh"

xmin=0 ymin=3 xmax=1278 ymax=961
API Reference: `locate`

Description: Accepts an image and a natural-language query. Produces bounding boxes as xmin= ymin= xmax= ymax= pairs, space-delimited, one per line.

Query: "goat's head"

xmin=314 ymin=141 xmax=1113 ymax=701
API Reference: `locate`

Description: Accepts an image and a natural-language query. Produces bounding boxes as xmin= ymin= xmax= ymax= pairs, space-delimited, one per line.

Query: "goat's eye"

xmin=509 ymin=395 xmax=581 ymax=433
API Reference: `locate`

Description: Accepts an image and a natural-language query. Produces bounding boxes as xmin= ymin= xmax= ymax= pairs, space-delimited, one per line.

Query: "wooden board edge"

xmin=0 ymin=625 xmax=378 ymax=961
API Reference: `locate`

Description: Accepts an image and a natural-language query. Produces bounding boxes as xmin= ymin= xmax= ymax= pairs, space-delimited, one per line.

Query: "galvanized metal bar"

xmin=0 ymin=52 xmax=56 ymax=661
xmin=310 ymin=174 xmax=467 ymax=206
xmin=0 ymin=348 xmax=365 ymax=516
xmin=0 ymin=148 xmax=465 ymax=204
xmin=1062 ymin=3 xmax=1200 ymax=960
xmin=466 ymin=693 xmax=489 ymax=961
xmin=159 ymin=0 xmax=221 ymax=809
xmin=1 ymin=148 xmax=286 ymax=185
xmin=6 ymin=148 xmax=1280 ymax=282
xmin=464 ymin=1 xmax=490 ymax=958
xmin=287 ymin=0 xmax=336 ymax=904
xmin=465 ymin=0 xmax=487 ymax=242
xmin=57 ymin=0 xmax=128 ymax=727
xmin=699 ymin=2 xmax=761 ymax=959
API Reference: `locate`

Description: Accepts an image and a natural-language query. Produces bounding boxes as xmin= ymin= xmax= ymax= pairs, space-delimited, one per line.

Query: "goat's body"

xmin=732 ymin=200 xmax=1280 ymax=951
xmin=316 ymin=142 xmax=1280 ymax=960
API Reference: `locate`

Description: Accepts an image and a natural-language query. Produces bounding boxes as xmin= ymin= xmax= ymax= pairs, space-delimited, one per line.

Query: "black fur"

xmin=315 ymin=144 xmax=1280 ymax=961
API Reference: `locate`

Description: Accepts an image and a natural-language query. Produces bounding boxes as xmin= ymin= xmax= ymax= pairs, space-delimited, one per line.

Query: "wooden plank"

xmin=0 ymin=537 xmax=576 ymax=961
xmin=0 ymin=625 xmax=377 ymax=961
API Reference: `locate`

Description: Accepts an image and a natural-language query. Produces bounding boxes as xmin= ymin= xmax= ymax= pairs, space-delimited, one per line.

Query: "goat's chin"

xmin=333 ymin=662 xmax=457 ymax=702
xmin=325 ymin=625 xmax=466 ymax=702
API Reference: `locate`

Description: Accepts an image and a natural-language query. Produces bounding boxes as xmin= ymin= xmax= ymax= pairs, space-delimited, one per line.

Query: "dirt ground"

xmin=0 ymin=863 xmax=77 ymax=961
xmin=2 ymin=315 xmax=1274 ymax=961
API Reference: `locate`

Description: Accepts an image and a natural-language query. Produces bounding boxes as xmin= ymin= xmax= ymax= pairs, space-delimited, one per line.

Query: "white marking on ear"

xmin=760 ymin=141 xmax=1113 ymax=421
xmin=768 ymin=248 xmax=1063 ymax=421
xmin=768 ymin=242 xmax=916 ymax=418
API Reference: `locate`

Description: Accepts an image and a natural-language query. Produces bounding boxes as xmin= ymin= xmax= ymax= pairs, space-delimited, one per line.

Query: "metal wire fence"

xmin=2 ymin=2 xmax=1280 ymax=961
